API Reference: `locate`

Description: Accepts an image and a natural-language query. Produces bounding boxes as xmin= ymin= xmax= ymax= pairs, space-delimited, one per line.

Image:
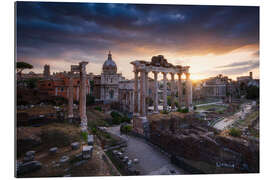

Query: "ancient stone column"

xmin=134 ymin=71 xmax=139 ymax=115
xmin=185 ymin=72 xmax=192 ymax=109
xmin=140 ymin=71 xmax=146 ymax=117
xmin=129 ymin=91 xmax=133 ymax=112
xmin=153 ymin=71 xmax=159 ymax=113
xmin=76 ymin=86 xmax=79 ymax=101
xmin=145 ymin=71 xmax=149 ymax=114
xmin=177 ymin=73 xmax=183 ymax=109
xmin=79 ymin=61 xmax=88 ymax=130
xmin=163 ymin=72 xmax=168 ymax=111
xmin=170 ymin=73 xmax=175 ymax=110
xmin=68 ymin=72 xmax=74 ymax=118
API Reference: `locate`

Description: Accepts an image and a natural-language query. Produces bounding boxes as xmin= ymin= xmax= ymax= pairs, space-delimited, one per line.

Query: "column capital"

xmin=133 ymin=69 xmax=139 ymax=74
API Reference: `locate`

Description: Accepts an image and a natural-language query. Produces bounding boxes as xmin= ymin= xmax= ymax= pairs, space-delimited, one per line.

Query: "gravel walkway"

xmin=106 ymin=126 xmax=186 ymax=175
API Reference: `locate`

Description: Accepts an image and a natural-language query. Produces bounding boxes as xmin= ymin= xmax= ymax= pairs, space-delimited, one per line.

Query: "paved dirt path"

xmin=214 ymin=102 xmax=253 ymax=130
xmin=106 ymin=126 xmax=186 ymax=175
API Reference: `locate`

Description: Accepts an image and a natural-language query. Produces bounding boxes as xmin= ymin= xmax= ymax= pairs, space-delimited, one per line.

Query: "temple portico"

xmin=131 ymin=55 xmax=192 ymax=136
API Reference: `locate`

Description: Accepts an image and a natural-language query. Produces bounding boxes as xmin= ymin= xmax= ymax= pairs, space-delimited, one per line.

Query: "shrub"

xmin=246 ymin=85 xmax=259 ymax=100
xmin=111 ymin=111 xmax=123 ymax=125
xmin=91 ymin=127 xmax=97 ymax=135
xmin=229 ymin=127 xmax=242 ymax=137
xmin=218 ymin=110 xmax=224 ymax=114
xmin=105 ymin=133 xmax=111 ymax=139
xmin=86 ymin=94 xmax=95 ymax=106
xmin=94 ymin=106 xmax=102 ymax=111
xmin=112 ymin=117 xmax=121 ymax=125
xmin=121 ymin=116 xmax=131 ymax=123
xmin=111 ymin=111 xmax=120 ymax=118
xmin=120 ymin=124 xmax=132 ymax=134
xmin=161 ymin=110 xmax=168 ymax=114
xmin=81 ymin=131 xmax=88 ymax=142
xmin=177 ymin=108 xmax=189 ymax=113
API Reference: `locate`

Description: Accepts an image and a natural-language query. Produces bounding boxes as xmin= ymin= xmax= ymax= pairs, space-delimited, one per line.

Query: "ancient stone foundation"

xmin=132 ymin=116 xmax=150 ymax=138
xmin=148 ymin=112 xmax=259 ymax=173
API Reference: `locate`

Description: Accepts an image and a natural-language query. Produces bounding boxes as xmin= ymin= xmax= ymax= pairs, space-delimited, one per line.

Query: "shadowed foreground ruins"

xmin=147 ymin=112 xmax=259 ymax=174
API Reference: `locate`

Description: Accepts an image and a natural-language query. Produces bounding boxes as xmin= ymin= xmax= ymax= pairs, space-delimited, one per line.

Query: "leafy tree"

xmin=246 ymin=85 xmax=259 ymax=99
xmin=25 ymin=78 xmax=39 ymax=89
xmin=16 ymin=62 xmax=33 ymax=78
xmin=86 ymin=94 xmax=95 ymax=106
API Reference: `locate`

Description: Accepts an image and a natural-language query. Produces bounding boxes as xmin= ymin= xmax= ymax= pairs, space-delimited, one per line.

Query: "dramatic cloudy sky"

xmin=16 ymin=2 xmax=259 ymax=80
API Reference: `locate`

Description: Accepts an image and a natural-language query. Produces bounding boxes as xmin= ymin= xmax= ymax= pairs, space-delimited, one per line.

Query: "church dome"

xmin=102 ymin=51 xmax=117 ymax=74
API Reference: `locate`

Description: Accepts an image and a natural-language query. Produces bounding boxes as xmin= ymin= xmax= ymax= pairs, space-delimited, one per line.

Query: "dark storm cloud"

xmin=214 ymin=60 xmax=259 ymax=75
xmin=219 ymin=61 xmax=259 ymax=75
xmin=16 ymin=2 xmax=259 ymax=67
xmin=216 ymin=60 xmax=258 ymax=69
xmin=197 ymin=60 xmax=259 ymax=77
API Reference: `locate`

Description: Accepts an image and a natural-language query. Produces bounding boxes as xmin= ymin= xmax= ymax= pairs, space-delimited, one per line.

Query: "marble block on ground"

xmin=59 ymin=156 xmax=70 ymax=163
xmin=82 ymin=145 xmax=93 ymax=159
xmin=87 ymin=135 xmax=94 ymax=145
xmin=23 ymin=151 xmax=35 ymax=162
xmin=133 ymin=158 xmax=139 ymax=164
xmin=49 ymin=147 xmax=58 ymax=154
xmin=71 ymin=142 xmax=80 ymax=150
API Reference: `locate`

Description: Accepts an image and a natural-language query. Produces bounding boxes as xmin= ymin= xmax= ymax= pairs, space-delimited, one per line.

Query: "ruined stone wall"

xmin=148 ymin=112 xmax=259 ymax=173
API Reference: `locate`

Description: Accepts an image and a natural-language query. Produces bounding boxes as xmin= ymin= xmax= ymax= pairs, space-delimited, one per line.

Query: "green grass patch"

xmin=229 ymin=127 xmax=242 ymax=137
xmin=94 ymin=106 xmax=102 ymax=111
xmin=177 ymin=108 xmax=189 ymax=113
xmin=81 ymin=131 xmax=88 ymax=142
xmin=120 ymin=124 xmax=132 ymax=134
xmin=161 ymin=110 xmax=169 ymax=114
xmin=196 ymin=104 xmax=227 ymax=112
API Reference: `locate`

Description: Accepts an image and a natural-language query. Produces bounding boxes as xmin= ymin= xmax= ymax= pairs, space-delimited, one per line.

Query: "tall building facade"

xmin=100 ymin=51 xmax=124 ymax=103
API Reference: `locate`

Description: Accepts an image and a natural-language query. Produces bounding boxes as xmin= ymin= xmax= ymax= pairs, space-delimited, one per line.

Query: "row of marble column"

xmin=134 ymin=70 xmax=192 ymax=117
